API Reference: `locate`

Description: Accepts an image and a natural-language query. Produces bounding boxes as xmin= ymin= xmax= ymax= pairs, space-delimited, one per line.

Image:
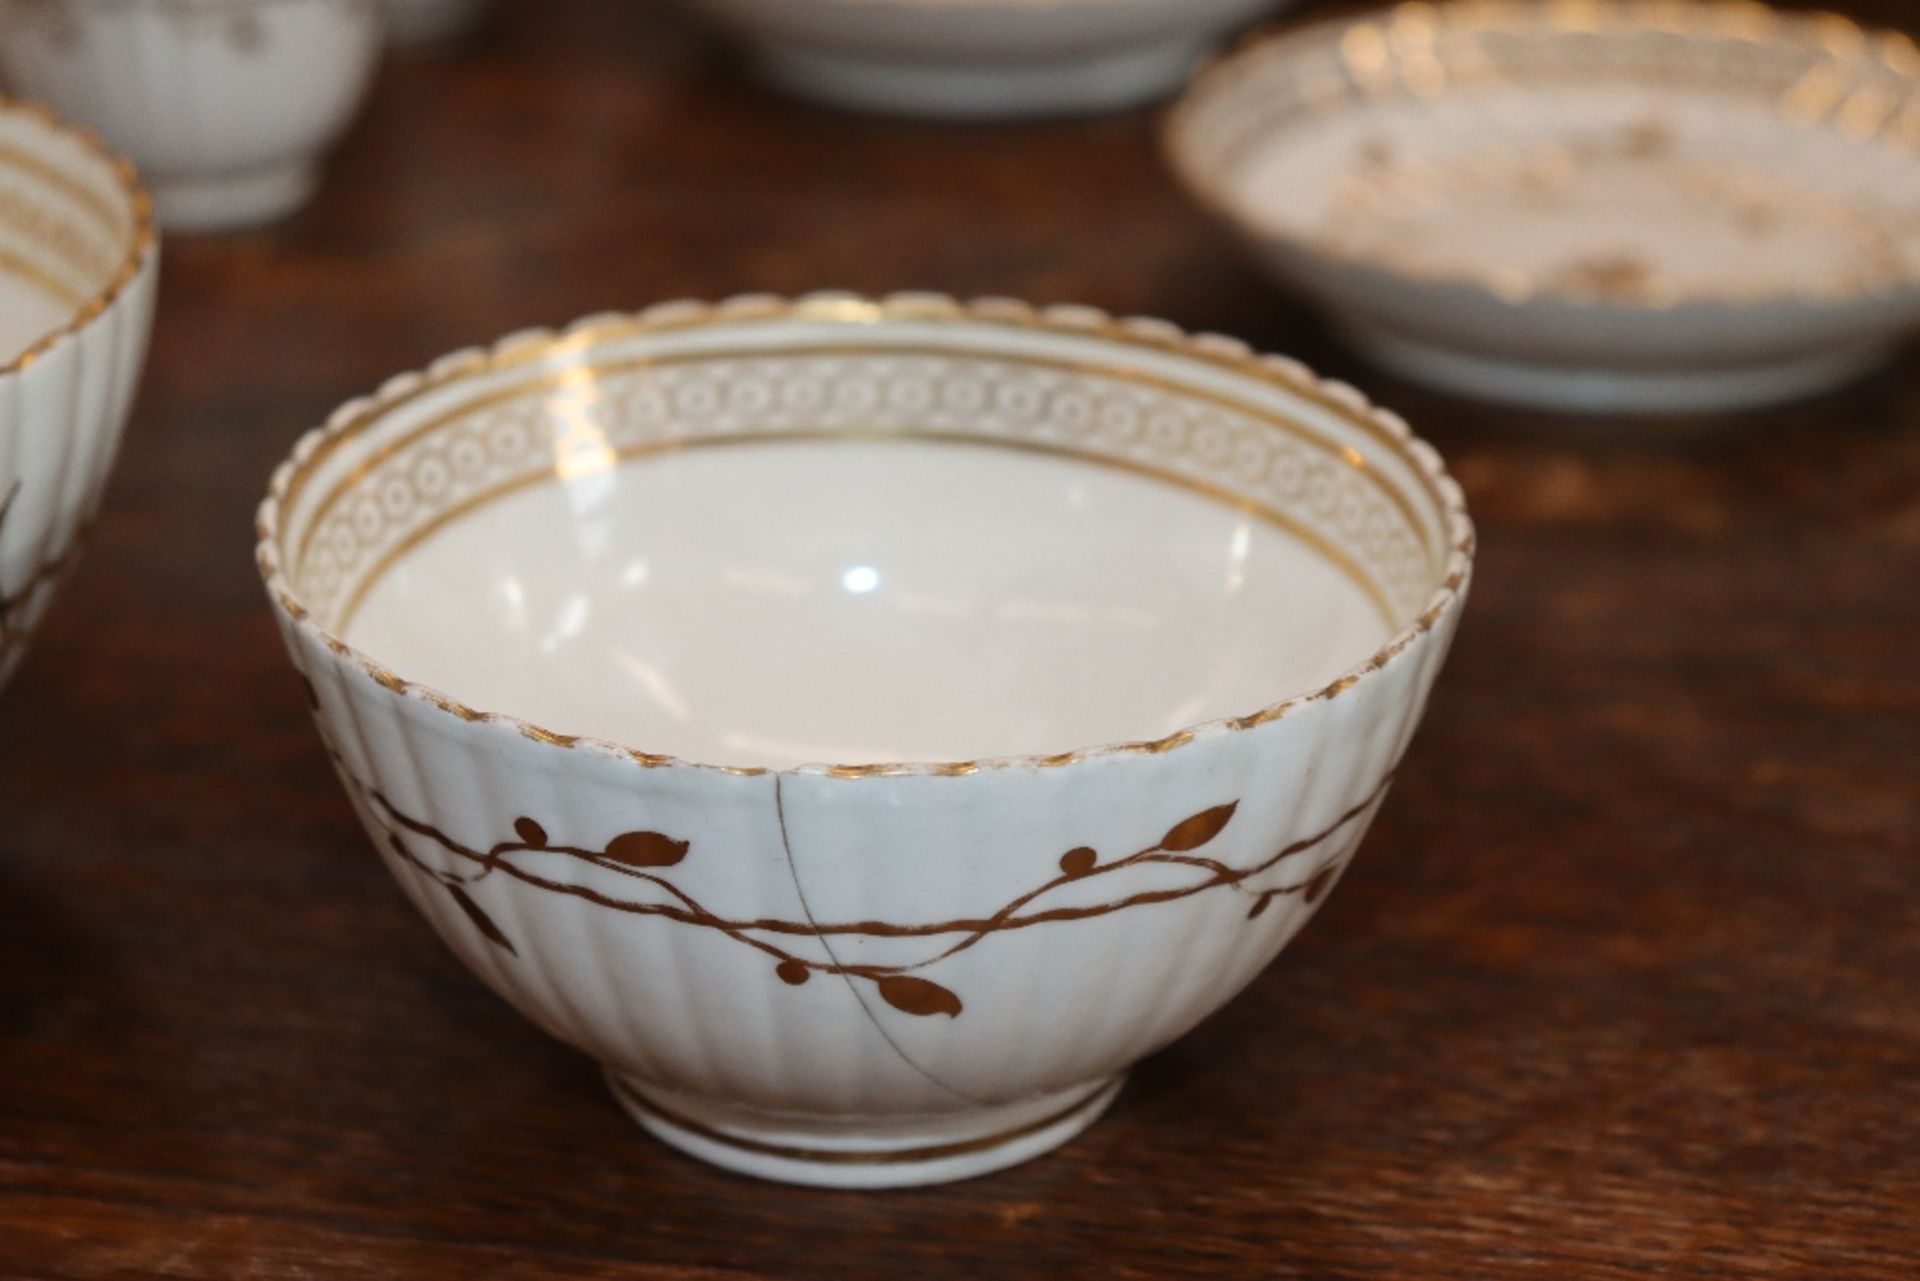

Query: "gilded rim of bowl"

xmin=256 ymin=291 xmax=1477 ymax=779
xmin=1165 ymin=0 xmax=1920 ymax=314
xmin=0 ymin=95 xmax=156 ymax=381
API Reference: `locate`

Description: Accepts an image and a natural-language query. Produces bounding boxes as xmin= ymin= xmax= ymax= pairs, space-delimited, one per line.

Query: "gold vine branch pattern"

xmin=355 ymin=770 xmax=1388 ymax=1021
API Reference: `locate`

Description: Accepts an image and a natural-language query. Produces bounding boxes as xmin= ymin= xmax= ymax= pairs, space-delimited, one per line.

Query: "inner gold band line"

xmin=288 ymin=344 xmax=1440 ymax=575
xmin=0 ymin=142 xmax=122 ymax=232
xmin=0 ymin=246 xmax=85 ymax=311
xmin=328 ymin=428 xmax=1400 ymax=639
xmin=278 ymin=314 xmax=1449 ymax=543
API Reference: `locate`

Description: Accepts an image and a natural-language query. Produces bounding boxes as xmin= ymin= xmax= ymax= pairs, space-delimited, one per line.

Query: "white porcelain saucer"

xmin=680 ymin=0 xmax=1286 ymax=119
xmin=1168 ymin=1 xmax=1920 ymax=414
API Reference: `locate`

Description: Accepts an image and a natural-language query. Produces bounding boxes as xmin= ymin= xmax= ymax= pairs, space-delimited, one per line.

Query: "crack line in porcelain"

xmin=349 ymin=764 xmax=1387 ymax=1021
xmin=773 ymin=772 xmax=980 ymax=1100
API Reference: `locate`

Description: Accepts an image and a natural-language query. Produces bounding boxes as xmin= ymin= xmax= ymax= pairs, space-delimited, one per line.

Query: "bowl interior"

xmin=1173 ymin=3 xmax=1920 ymax=305
xmin=0 ymin=104 xmax=145 ymax=365
xmin=273 ymin=308 xmax=1455 ymax=769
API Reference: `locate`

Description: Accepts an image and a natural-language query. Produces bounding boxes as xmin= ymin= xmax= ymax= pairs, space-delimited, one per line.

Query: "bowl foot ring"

xmin=152 ymin=160 xmax=318 ymax=232
xmin=751 ymin=41 xmax=1206 ymax=119
xmin=1342 ymin=322 xmax=1894 ymax=414
xmin=607 ymin=1069 xmax=1125 ymax=1189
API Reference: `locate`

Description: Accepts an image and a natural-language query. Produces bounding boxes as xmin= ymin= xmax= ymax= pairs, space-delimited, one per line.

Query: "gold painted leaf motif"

xmin=1058 ymin=847 xmax=1098 ymax=877
xmin=367 ymin=767 xmax=1393 ymax=1026
xmin=1161 ymin=803 xmax=1238 ymax=851
xmin=877 ymin=975 xmax=963 ymax=1019
xmin=605 ymin=831 xmax=689 ymax=867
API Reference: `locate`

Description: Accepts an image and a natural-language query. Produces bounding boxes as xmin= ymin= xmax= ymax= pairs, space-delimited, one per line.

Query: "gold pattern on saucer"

xmin=257 ymin=295 xmax=1476 ymax=779
xmin=1554 ymin=253 xmax=1659 ymax=302
xmin=1169 ymin=0 xmax=1920 ymax=311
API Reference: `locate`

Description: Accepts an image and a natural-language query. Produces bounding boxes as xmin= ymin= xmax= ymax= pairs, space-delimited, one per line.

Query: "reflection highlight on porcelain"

xmin=345 ymin=438 xmax=1390 ymax=770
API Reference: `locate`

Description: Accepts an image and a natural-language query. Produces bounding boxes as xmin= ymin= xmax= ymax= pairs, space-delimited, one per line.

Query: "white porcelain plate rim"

xmin=255 ymin=293 xmax=1475 ymax=779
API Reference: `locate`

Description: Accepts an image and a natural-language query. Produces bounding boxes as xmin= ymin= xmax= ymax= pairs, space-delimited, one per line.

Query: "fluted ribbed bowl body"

xmin=256 ymin=295 xmax=1474 ymax=1187
xmin=0 ymin=99 xmax=156 ymax=689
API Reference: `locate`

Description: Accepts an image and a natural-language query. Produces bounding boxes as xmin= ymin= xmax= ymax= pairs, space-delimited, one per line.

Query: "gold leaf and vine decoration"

xmin=357 ymin=769 xmax=1388 ymax=1021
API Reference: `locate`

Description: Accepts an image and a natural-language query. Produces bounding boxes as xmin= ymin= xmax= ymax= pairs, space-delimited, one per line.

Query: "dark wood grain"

xmin=3 ymin=1 xmax=1918 ymax=1276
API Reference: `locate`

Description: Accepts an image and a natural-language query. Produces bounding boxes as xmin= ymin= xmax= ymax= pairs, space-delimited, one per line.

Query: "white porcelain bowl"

xmin=0 ymin=99 xmax=156 ymax=688
xmin=257 ymin=294 xmax=1474 ymax=1188
xmin=680 ymin=0 xmax=1287 ymax=118
xmin=0 ymin=0 xmax=383 ymax=231
xmin=1167 ymin=2 xmax=1920 ymax=413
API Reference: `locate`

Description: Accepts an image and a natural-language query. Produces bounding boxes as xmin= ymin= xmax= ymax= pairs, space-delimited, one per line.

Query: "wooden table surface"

xmin=4 ymin=1 xmax=1919 ymax=1276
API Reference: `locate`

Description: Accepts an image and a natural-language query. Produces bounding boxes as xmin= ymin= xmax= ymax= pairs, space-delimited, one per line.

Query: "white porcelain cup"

xmin=258 ymin=294 xmax=1474 ymax=1188
xmin=0 ymin=98 xmax=157 ymax=687
xmin=0 ymin=0 xmax=383 ymax=231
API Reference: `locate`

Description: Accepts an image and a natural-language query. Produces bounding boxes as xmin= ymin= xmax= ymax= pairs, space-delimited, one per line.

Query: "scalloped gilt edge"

xmin=0 ymin=94 xmax=156 ymax=380
xmin=255 ymin=291 xmax=1476 ymax=780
